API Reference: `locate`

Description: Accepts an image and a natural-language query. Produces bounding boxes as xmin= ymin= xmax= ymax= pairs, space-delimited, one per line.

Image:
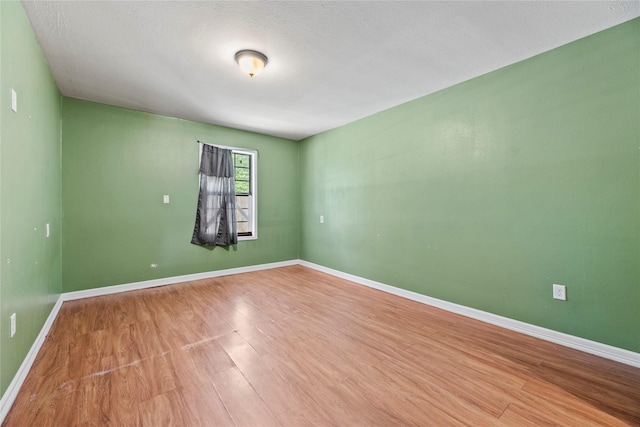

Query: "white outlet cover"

xmin=46 ymin=223 xmax=50 ymax=237
xmin=163 ymin=195 xmax=170 ymax=204
xmin=320 ymin=215 xmax=324 ymax=223
xmin=553 ymin=284 xmax=567 ymax=301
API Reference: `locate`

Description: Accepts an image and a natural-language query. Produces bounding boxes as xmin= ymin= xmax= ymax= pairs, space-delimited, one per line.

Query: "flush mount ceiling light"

xmin=235 ymin=50 xmax=268 ymax=78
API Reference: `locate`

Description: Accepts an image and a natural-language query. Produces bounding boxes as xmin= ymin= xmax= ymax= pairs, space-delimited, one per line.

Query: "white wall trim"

xmin=299 ymin=260 xmax=640 ymax=368
xmin=0 ymin=296 xmax=64 ymax=422
xmin=62 ymin=259 xmax=298 ymax=301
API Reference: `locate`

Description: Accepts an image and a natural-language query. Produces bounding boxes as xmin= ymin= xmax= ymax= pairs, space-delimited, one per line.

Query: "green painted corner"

xmin=61 ymin=99 xmax=300 ymax=293
xmin=0 ymin=1 xmax=62 ymax=395
xmin=299 ymin=18 xmax=640 ymax=352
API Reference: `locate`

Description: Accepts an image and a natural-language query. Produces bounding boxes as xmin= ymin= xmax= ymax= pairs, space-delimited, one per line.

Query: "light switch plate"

xmin=10 ymin=313 xmax=16 ymax=337
xmin=11 ymin=89 xmax=17 ymax=112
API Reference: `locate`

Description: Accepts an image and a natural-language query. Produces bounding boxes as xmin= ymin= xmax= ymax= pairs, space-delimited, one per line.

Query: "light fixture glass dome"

xmin=235 ymin=50 xmax=268 ymax=78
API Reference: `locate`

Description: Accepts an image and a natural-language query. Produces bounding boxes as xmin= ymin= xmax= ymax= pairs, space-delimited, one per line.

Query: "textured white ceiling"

xmin=21 ymin=1 xmax=640 ymax=141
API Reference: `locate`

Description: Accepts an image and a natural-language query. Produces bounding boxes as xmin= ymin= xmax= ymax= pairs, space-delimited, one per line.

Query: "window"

xmin=197 ymin=143 xmax=257 ymax=241
xmin=233 ymin=150 xmax=257 ymax=239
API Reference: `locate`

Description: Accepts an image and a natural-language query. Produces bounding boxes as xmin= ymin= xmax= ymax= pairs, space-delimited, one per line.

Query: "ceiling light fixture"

xmin=235 ymin=50 xmax=268 ymax=78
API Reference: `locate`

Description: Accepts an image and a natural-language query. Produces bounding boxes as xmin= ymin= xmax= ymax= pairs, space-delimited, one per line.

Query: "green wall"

xmin=299 ymin=19 xmax=640 ymax=352
xmin=62 ymin=99 xmax=299 ymax=292
xmin=0 ymin=1 xmax=62 ymax=395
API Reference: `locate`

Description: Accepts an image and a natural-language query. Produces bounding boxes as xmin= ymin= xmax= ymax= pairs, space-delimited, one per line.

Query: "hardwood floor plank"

xmin=138 ymin=388 xmax=200 ymax=427
xmin=108 ymin=365 xmax=142 ymax=425
xmin=218 ymin=332 xmax=313 ymax=418
xmin=364 ymin=356 xmax=503 ymax=425
xmin=500 ymin=388 xmax=631 ymax=427
xmin=72 ymin=330 xmax=116 ymax=379
xmin=136 ymin=352 xmax=178 ymax=400
xmin=404 ymin=333 xmax=528 ymax=391
xmin=276 ymin=401 xmax=336 ymax=427
xmin=74 ymin=371 xmax=113 ymax=425
xmin=534 ymin=360 xmax=640 ymax=424
xmin=180 ymin=381 xmax=235 ymax=426
xmin=211 ymin=366 xmax=281 ymax=427
xmin=338 ymin=374 xmax=471 ymax=426
xmin=130 ymin=320 xmax=169 ymax=358
xmin=520 ymin=377 xmax=639 ymax=426
xmin=169 ymin=339 xmax=236 ymax=388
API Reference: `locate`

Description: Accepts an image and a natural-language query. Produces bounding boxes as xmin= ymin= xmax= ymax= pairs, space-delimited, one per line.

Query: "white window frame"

xmin=198 ymin=142 xmax=258 ymax=241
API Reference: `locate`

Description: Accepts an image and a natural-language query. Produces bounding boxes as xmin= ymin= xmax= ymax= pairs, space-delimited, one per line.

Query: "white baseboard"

xmin=0 ymin=296 xmax=64 ymax=422
xmin=299 ymin=260 xmax=640 ymax=368
xmin=62 ymin=259 xmax=299 ymax=301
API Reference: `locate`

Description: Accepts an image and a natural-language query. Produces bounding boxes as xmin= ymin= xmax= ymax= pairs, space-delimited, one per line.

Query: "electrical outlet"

xmin=320 ymin=215 xmax=324 ymax=224
xmin=553 ymin=284 xmax=567 ymax=301
xmin=10 ymin=313 xmax=16 ymax=337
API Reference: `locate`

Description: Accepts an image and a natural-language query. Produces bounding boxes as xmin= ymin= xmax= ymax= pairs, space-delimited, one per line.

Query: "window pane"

xmin=234 ymin=153 xmax=250 ymax=168
xmin=237 ymin=221 xmax=249 ymax=234
xmin=236 ymin=195 xmax=249 ymax=209
xmin=235 ymin=167 xmax=250 ymax=181
xmin=235 ymin=181 xmax=249 ymax=194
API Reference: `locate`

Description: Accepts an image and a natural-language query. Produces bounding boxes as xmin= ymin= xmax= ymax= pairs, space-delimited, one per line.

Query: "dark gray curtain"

xmin=191 ymin=145 xmax=238 ymax=246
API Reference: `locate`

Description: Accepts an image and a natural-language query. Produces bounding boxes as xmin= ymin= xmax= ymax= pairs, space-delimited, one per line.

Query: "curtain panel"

xmin=191 ymin=145 xmax=238 ymax=246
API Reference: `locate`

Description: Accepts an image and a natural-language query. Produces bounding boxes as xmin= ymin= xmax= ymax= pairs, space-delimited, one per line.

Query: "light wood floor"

xmin=3 ymin=265 xmax=639 ymax=426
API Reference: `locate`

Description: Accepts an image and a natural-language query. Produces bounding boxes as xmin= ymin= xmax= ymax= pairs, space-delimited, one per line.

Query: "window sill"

xmin=238 ymin=235 xmax=257 ymax=242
